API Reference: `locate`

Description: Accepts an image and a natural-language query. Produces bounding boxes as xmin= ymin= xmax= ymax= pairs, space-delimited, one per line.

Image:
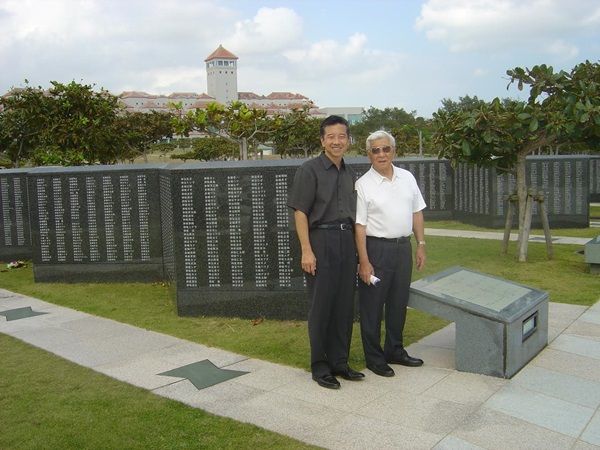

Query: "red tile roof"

xmin=205 ymin=45 xmax=238 ymax=61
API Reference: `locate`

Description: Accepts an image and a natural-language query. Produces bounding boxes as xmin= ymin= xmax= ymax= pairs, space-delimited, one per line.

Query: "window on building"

xmin=218 ymin=60 xmax=223 ymax=66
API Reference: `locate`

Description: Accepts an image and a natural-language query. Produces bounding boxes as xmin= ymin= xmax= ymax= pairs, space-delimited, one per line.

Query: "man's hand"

xmin=358 ymin=260 xmax=374 ymax=285
xmin=301 ymin=249 xmax=317 ymax=275
xmin=415 ymin=245 xmax=426 ymax=271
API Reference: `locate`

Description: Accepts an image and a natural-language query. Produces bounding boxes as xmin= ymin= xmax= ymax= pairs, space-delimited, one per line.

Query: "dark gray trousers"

xmin=359 ymin=238 xmax=412 ymax=366
xmin=305 ymin=228 xmax=356 ymax=377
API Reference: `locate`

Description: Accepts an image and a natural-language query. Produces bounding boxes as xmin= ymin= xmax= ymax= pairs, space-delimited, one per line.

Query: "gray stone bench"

xmin=408 ymin=266 xmax=548 ymax=378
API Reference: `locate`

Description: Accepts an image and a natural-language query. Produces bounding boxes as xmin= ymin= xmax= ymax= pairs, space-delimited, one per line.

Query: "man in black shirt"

xmin=288 ymin=115 xmax=364 ymax=389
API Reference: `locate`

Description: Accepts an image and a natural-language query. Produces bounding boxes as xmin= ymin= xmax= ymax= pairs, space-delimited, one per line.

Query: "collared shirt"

xmin=355 ymin=165 xmax=426 ymax=238
xmin=287 ymin=152 xmax=356 ymax=228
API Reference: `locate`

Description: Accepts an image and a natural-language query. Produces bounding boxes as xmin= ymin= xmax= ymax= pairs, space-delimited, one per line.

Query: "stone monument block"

xmin=585 ymin=236 xmax=600 ymax=274
xmin=0 ymin=169 xmax=31 ymax=261
xmin=409 ymin=266 xmax=548 ymax=378
xmin=27 ymin=164 xmax=166 ymax=282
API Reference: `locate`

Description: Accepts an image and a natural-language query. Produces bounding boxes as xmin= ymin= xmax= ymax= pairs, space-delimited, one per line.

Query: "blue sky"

xmin=1 ymin=0 xmax=599 ymax=117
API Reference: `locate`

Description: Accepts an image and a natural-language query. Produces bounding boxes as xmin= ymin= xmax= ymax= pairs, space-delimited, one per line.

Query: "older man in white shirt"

xmin=354 ymin=130 xmax=427 ymax=377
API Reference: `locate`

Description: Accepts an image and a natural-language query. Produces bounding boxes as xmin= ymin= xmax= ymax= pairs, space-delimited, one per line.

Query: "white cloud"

xmin=473 ymin=68 xmax=488 ymax=77
xmin=415 ymin=0 xmax=598 ymax=54
xmin=546 ymin=40 xmax=579 ymax=60
xmin=224 ymin=7 xmax=303 ymax=54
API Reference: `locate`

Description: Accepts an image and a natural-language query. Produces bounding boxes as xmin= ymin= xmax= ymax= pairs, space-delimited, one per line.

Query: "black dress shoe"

xmin=367 ymin=363 xmax=395 ymax=377
xmin=387 ymin=350 xmax=423 ymax=367
xmin=312 ymin=374 xmax=341 ymax=389
xmin=332 ymin=367 xmax=365 ymax=381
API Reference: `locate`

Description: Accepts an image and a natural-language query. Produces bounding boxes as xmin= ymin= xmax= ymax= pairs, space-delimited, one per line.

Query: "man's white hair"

xmin=365 ymin=130 xmax=396 ymax=152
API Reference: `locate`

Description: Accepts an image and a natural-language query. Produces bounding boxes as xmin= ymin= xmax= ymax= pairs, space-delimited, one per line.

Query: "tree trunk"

xmin=240 ymin=137 xmax=248 ymax=160
xmin=515 ymin=152 xmax=529 ymax=262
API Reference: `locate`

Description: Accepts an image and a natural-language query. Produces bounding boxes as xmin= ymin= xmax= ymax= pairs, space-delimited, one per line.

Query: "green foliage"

xmin=0 ymin=83 xmax=48 ymax=167
xmin=271 ymin=106 xmax=321 ymax=157
xmin=0 ymin=80 xmax=126 ymax=166
xmin=119 ymin=111 xmax=174 ymax=162
xmin=176 ymin=136 xmax=238 ymax=161
xmin=351 ymin=106 xmax=432 ymax=155
xmin=432 ymin=61 xmax=600 ymax=261
xmin=173 ymin=101 xmax=276 ymax=159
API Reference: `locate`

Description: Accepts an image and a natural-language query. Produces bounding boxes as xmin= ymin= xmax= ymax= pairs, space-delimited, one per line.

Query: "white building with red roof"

xmin=118 ymin=45 xmax=324 ymax=116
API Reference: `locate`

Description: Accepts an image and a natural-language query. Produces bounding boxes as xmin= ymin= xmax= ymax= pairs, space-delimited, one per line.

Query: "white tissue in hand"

xmin=370 ymin=275 xmax=381 ymax=285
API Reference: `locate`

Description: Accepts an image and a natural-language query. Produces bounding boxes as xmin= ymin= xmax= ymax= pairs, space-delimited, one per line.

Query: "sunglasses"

xmin=370 ymin=145 xmax=393 ymax=155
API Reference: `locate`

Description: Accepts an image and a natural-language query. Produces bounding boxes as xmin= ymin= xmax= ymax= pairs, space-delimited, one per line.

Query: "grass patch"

xmin=0 ymin=334 xmax=315 ymax=450
xmin=591 ymin=204 xmax=600 ymax=219
xmin=427 ymin=219 xmax=598 ymax=239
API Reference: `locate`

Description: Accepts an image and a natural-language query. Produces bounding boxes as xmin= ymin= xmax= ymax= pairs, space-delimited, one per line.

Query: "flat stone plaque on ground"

xmin=409 ymin=266 xmax=548 ymax=378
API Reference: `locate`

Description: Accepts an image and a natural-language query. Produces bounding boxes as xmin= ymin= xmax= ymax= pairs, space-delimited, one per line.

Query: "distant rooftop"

xmin=205 ymin=44 xmax=238 ymax=62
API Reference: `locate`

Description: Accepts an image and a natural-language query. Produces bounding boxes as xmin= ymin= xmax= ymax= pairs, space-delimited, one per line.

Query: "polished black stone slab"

xmin=27 ymin=164 xmax=166 ymax=282
xmin=0 ymin=169 xmax=32 ymax=261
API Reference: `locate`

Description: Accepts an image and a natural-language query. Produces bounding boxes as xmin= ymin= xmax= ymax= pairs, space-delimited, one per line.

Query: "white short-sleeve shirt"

xmin=355 ymin=165 xmax=426 ymax=238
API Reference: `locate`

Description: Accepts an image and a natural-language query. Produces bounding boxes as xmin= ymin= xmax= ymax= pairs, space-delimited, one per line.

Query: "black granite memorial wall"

xmin=27 ymin=164 xmax=166 ymax=282
xmin=453 ymin=155 xmax=590 ymax=228
xmin=590 ymin=156 xmax=600 ymax=202
xmin=0 ymin=169 xmax=32 ymax=261
xmin=161 ymin=160 xmax=306 ymax=318
xmin=160 ymin=157 xmax=452 ymax=318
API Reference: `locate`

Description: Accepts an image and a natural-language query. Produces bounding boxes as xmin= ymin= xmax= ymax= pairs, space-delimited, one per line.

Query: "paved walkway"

xmin=425 ymin=228 xmax=593 ymax=245
xmin=1 ymin=287 xmax=599 ymax=449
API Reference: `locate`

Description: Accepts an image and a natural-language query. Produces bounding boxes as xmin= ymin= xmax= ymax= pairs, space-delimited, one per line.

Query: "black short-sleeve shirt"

xmin=287 ymin=152 xmax=356 ymax=228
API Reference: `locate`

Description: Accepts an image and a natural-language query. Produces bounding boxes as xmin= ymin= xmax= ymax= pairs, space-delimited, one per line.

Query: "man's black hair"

xmin=320 ymin=115 xmax=350 ymax=138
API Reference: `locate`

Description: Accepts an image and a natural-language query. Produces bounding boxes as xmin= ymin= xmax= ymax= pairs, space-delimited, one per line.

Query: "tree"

xmin=438 ymin=95 xmax=488 ymax=114
xmin=175 ymin=137 xmax=238 ymax=161
xmin=433 ymin=61 xmax=600 ymax=261
xmin=351 ymin=107 xmax=432 ymax=155
xmin=34 ymin=81 xmax=124 ymax=165
xmin=119 ymin=111 xmax=174 ymax=162
xmin=271 ymin=106 xmax=321 ymax=158
xmin=173 ymin=101 xmax=275 ymax=160
xmin=0 ymin=83 xmax=48 ymax=167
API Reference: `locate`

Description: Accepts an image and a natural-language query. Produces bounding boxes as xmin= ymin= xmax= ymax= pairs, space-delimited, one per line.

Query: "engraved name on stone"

xmin=530 ymin=163 xmax=538 ymax=215
xmin=473 ymin=166 xmax=479 ymax=213
xmin=484 ymin=169 xmax=490 ymax=214
xmin=428 ymin=163 xmax=437 ymax=210
xmin=496 ymin=173 xmax=504 ymax=216
xmin=102 ymin=176 xmax=117 ymax=262
xmin=564 ymin=162 xmax=572 ymax=214
xmin=85 ymin=177 xmax=100 ymax=262
xmin=439 ymin=163 xmax=447 ymax=210
xmin=181 ymin=177 xmax=197 ymax=288
xmin=553 ymin=162 xmax=561 ymax=214
xmin=275 ymin=173 xmax=292 ymax=287
xmin=119 ymin=175 xmax=133 ymax=261
xmin=204 ymin=177 xmax=220 ymax=287
xmin=575 ymin=160 xmax=584 ymax=214
xmin=68 ymin=177 xmax=83 ymax=262
xmin=227 ymin=175 xmax=243 ymax=287
xmin=137 ymin=174 xmax=151 ymax=261
xmin=52 ymin=178 xmax=66 ymax=262
xmin=36 ymin=179 xmax=51 ymax=262
xmin=0 ymin=178 xmax=11 ymax=246
xmin=250 ymin=174 xmax=268 ymax=288
xmin=13 ymin=178 xmax=25 ymax=246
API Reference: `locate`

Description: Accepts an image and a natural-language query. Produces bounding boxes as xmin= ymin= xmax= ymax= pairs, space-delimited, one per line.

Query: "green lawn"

xmin=0 ymin=334 xmax=315 ymax=450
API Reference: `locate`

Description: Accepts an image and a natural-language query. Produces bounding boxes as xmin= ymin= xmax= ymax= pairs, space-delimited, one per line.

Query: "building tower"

xmin=205 ymin=44 xmax=238 ymax=105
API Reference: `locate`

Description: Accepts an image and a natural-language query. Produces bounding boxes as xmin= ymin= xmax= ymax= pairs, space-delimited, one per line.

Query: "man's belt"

xmin=367 ymin=235 xmax=409 ymax=244
xmin=314 ymin=223 xmax=353 ymax=231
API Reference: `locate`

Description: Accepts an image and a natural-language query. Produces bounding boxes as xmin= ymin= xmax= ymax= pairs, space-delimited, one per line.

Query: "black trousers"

xmin=305 ymin=228 xmax=356 ymax=377
xmin=359 ymin=237 xmax=412 ymax=366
